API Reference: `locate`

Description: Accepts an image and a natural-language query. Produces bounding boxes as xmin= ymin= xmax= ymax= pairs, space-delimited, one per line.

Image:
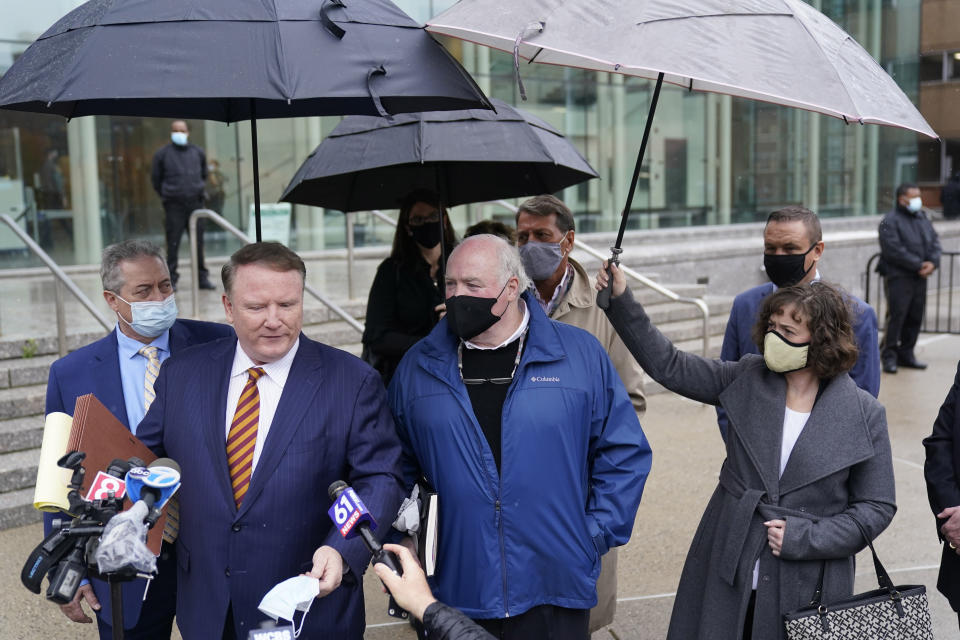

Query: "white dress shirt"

xmin=224 ymin=339 xmax=300 ymax=472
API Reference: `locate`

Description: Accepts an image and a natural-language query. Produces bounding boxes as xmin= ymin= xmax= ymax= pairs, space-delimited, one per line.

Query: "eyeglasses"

xmin=408 ymin=211 xmax=441 ymax=226
xmin=458 ymin=329 xmax=527 ymax=385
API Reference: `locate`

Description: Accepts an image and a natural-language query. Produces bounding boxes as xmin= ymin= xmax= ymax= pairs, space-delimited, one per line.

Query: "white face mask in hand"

xmin=258 ymin=575 xmax=320 ymax=638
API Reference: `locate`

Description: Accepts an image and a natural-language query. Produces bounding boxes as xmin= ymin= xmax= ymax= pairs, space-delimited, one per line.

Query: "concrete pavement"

xmin=3 ymin=335 xmax=959 ymax=639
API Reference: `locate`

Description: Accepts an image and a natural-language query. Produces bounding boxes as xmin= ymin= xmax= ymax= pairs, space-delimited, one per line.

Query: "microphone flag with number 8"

xmin=327 ymin=487 xmax=377 ymax=539
xmin=84 ymin=470 xmax=127 ymax=501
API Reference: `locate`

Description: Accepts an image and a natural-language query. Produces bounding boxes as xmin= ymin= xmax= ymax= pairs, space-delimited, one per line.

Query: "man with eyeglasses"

xmin=388 ymin=234 xmax=652 ymax=640
xmin=717 ymin=206 xmax=880 ymax=437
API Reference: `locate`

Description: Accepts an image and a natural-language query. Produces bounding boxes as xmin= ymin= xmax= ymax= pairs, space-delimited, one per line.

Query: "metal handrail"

xmin=187 ymin=209 xmax=364 ymax=333
xmin=0 ymin=214 xmax=111 ymax=356
xmin=866 ymin=251 xmax=959 ymax=334
xmin=357 ymin=203 xmax=710 ymax=356
xmin=490 ymin=200 xmax=711 ymax=357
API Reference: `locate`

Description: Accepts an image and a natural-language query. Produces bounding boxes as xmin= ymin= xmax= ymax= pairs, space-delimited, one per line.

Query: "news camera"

xmin=21 ymin=451 xmax=181 ymax=609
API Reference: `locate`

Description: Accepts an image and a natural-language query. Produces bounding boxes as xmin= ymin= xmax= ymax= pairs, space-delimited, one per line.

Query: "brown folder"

xmin=68 ymin=394 xmax=166 ymax=555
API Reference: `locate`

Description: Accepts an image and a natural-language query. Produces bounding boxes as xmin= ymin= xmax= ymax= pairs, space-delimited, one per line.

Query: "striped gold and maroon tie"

xmin=227 ymin=367 xmax=265 ymax=507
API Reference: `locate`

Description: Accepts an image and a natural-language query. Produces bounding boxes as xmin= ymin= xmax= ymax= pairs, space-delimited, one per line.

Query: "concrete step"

xmin=657 ymin=315 xmax=730 ymax=345
xmin=0 ymin=487 xmax=42 ymax=530
xmin=644 ymin=296 xmax=732 ymax=326
xmin=0 ymin=449 xmax=39 ymax=494
xmin=302 ymin=320 xmax=365 ymax=349
xmin=0 ymin=416 xmax=45 ymax=454
xmin=0 ymin=384 xmax=46 ymax=421
xmin=0 ymin=330 xmax=108 ymax=361
xmin=0 ymin=354 xmax=58 ymax=390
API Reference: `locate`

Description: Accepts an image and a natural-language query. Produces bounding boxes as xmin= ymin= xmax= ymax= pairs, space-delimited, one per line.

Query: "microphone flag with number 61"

xmin=328 ymin=487 xmax=377 ymax=539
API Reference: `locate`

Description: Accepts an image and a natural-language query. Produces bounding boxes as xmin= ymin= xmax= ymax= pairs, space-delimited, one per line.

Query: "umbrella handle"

xmin=321 ymin=0 xmax=347 ymax=39
xmin=595 ymin=247 xmax=623 ymax=309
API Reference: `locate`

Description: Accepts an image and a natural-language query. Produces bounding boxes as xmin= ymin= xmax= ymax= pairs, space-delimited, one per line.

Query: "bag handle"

xmin=807 ymin=515 xmax=895 ymax=607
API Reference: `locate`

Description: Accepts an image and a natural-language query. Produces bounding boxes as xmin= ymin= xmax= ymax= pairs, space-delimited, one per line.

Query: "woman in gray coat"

xmin=596 ymin=266 xmax=896 ymax=640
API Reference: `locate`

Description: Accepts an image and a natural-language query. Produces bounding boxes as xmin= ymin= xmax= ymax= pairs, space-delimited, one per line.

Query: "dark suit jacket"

xmin=923 ymin=361 xmax=960 ymax=610
xmin=136 ymin=334 xmax=404 ymax=640
xmin=44 ymin=319 xmax=234 ymax=629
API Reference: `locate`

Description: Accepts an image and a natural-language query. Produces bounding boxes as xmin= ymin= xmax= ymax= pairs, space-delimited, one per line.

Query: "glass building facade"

xmin=0 ymin=0 xmax=952 ymax=269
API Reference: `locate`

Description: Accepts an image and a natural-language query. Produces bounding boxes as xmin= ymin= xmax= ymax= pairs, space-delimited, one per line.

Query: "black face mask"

xmin=409 ymin=221 xmax=442 ymax=249
xmin=445 ymin=282 xmax=508 ymax=340
xmin=763 ymin=244 xmax=816 ymax=288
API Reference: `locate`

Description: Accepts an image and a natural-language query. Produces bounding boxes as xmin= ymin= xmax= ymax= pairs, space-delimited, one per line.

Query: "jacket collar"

xmin=419 ymin=291 xmax=566 ymax=383
xmin=552 ymin=258 xmax=593 ymax=315
xmin=721 ymin=369 xmax=875 ymax=498
xmin=777 ymin=374 xmax=875 ymax=495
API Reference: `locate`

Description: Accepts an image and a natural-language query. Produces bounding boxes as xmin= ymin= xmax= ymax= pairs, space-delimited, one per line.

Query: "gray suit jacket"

xmin=604 ymin=288 xmax=897 ymax=640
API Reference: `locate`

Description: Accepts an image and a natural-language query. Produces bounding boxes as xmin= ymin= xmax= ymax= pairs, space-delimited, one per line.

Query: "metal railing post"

xmin=188 ymin=209 xmax=364 ymax=333
xmin=54 ymin=278 xmax=68 ymax=357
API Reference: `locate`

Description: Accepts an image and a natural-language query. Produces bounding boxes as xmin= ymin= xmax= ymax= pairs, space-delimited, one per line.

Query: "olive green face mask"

xmin=763 ymin=330 xmax=810 ymax=373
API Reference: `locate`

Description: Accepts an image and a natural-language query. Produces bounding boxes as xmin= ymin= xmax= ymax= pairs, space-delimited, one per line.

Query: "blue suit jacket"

xmin=44 ymin=319 xmax=234 ymax=629
xmin=136 ymin=334 xmax=404 ymax=640
xmin=717 ymin=282 xmax=881 ymax=438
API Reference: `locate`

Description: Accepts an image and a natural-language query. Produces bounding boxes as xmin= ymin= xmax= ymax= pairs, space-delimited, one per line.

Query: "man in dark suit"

xmin=718 ymin=206 xmax=880 ymax=438
xmin=151 ymin=119 xmax=214 ymax=290
xmin=923 ymin=361 xmax=960 ymax=628
xmin=138 ymin=242 xmax=404 ymax=640
xmin=878 ymin=182 xmax=941 ymax=372
xmin=45 ymin=239 xmax=234 ymax=639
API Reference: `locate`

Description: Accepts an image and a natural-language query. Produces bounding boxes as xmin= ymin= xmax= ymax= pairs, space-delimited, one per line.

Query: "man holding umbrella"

xmin=151 ymin=120 xmax=214 ymax=291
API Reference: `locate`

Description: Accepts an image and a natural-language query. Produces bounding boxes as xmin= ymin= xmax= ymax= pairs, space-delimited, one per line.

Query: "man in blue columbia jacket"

xmin=388 ymin=234 xmax=652 ymax=639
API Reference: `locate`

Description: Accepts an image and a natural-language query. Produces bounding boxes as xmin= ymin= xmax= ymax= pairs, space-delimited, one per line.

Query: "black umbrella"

xmin=280 ymin=97 xmax=597 ymax=283
xmin=0 ymin=0 xmax=492 ymax=240
xmin=280 ymin=98 xmax=598 ymax=210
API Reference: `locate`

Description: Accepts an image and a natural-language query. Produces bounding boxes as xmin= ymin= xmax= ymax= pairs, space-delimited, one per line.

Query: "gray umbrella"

xmin=427 ymin=0 xmax=938 ymax=302
xmin=280 ymin=98 xmax=598 ymax=211
xmin=0 ymin=0 xmax=492 ymax=239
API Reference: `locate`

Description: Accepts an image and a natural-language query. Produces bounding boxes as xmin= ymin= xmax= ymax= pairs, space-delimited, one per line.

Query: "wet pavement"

xmin=2 ymin=334 xmax=959 ymax=639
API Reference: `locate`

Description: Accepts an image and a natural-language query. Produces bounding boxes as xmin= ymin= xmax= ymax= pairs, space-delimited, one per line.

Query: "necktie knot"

xmin=139 ymin=345 xmax=159 ymax=362
xmin=248 ymin=367 xmax=265 ymax=382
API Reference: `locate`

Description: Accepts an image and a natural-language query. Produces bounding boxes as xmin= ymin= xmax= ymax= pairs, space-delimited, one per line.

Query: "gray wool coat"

xmin=605 ymin=289 xmax=897 ymax=640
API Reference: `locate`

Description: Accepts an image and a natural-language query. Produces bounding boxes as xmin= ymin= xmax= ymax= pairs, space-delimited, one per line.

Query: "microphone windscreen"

xmin=149 ymin=457 xmax=181 ymax=474
xmin=328 ymin=480 xmax=348 ymax=502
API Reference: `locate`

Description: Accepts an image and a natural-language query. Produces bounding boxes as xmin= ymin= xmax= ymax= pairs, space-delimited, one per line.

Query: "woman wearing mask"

xmin=595 ymin=266 xmax=896 ymax=640
xmin=362 ymin=189 xmax=457 ymax=385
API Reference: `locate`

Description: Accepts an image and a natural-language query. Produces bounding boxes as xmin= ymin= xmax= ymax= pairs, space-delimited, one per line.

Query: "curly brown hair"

xmin=751 ymin=282 xmax=859 ymax=379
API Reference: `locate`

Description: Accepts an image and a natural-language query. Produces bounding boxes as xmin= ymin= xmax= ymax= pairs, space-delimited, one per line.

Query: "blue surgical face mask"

xmin=171 ymin=132 xmax=188 ymax=146
xmin=115 ymin=293 xmax=178 ymax=338
xmin=907 ymin=196 xmax=923 ymax=213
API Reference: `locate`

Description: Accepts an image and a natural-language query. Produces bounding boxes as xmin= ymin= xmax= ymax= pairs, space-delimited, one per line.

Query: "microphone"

xmin=125 ymin=458 xmax=181 ymax=524
xmin=327 ymin=481 xmax=407 ymax=619
xmin=94 ymin=458 xmax=181 ymax=576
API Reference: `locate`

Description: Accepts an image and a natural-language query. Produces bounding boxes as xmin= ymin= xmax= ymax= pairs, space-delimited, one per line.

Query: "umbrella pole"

xmin=437 ymin=166 xmax=446 ymax=286
xmin=597 ymin=72 xmax=664 ymax=307
xmin=251 ymin=100 xmax=263 ymax=242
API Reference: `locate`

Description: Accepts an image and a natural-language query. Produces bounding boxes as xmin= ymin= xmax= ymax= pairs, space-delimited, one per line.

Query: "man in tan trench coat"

xmin=515 ymin=194 xmax=646 ymax=631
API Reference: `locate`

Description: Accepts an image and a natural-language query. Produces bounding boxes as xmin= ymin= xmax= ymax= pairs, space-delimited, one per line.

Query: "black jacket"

xmin=423 ymin=603 xmax=494 ymax=640
xmin=923 ymin=361 xmax=960 ymax=610
xmin=361 ymin=256 xmax=443 ymax=384
xmin=877 ymin=204 xmax=941 ymax=279
xmin=151 ymin=143 xmax=207 ymax=200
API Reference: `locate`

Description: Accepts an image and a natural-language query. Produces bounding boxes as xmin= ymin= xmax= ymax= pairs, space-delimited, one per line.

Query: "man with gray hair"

xmin=389 ymin=234 xmax=652 ymax=639
xmin=44 ymin=239 xmax=233 ymax=639
xmin=516 ymin=194 xmax=646 ymax=633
